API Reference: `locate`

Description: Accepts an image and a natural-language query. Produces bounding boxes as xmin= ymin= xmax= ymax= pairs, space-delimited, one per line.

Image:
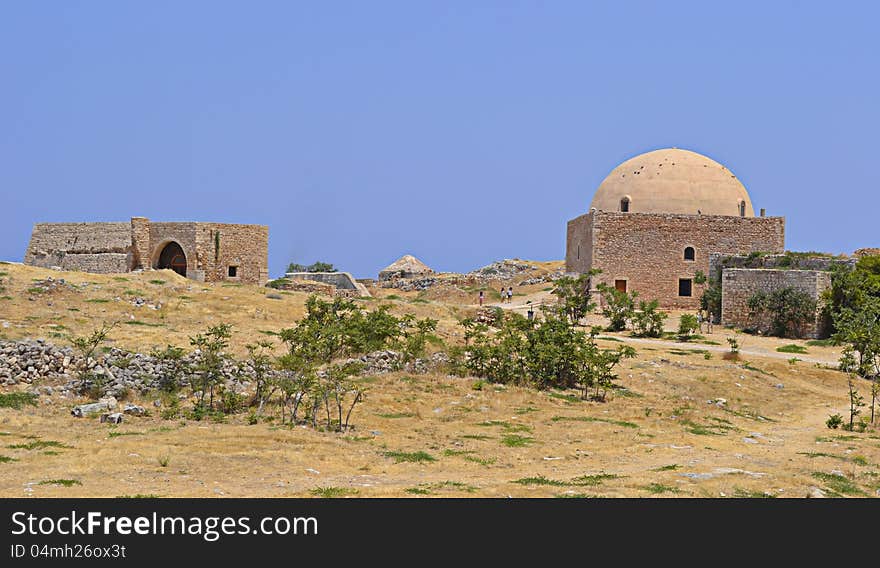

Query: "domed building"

xmin=566 ymin=148 xmax=785 ymax=308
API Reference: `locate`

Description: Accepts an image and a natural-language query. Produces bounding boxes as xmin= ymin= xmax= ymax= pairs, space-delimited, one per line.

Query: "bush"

xmin=747 ymin=287 xmax=817 ymax=338
xmin=551 ymin=273 xmax=596 ymax=324
xmin=287 ymin=261 xmax=337 ymax=273
xmin=631 ymin=300 xmax=667 ymax=338
xmin=677 ymin=314 xmax=699 ymax=341
xmin=597 ymin=284 xmax=636 ymax=332
xmin=826 ymin=413 xmax=843 ymax=429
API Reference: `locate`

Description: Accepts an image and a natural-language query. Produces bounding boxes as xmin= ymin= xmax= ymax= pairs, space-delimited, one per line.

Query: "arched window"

xmin=684 ymin=247 xmax=695 ymax=261
xmin=620 ymin=197 xmax=630 ymax=212
xmin=738 ymin=201 xmax=746 ymax=217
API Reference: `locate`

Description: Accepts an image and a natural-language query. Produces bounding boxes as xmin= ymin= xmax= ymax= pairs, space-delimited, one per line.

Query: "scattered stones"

xmin=71 ymin=401 xmax=115 ymax=417
xmin=123 ymin=403 xmax=146 ymax=416
xmin=100 ymin=412 xmax=124 ymax=424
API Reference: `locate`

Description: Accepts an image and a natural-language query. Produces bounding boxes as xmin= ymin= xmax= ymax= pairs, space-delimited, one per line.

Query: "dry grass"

xmin=0 ymin=262 xmax=878 ymax=498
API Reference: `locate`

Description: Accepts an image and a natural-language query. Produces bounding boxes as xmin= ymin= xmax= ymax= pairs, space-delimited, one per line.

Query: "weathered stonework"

xmin=25 ymin=217 xmax=268 ymax=285
xmin=721 ymin=268 xmax=830 ymax=338
xmin=566 ymin=211 xmax=785 ymax=308
xmin=285 ymin=272 xmax=371 ymax=297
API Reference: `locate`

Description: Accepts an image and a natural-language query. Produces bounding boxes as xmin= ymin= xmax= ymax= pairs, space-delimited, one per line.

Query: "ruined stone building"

xmin=25 ymin=217 xmax=268 ymax=285
xmin=565 ymin=148 xmax=786 ymax=308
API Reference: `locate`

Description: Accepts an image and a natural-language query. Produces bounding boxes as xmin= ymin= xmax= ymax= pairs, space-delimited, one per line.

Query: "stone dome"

xmin=589 ymin=148 xmax=754 ymax=217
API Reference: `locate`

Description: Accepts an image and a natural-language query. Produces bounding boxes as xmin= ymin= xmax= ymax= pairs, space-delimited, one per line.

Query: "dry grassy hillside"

xmin=1 ymin=261 xmax=878 ymax=498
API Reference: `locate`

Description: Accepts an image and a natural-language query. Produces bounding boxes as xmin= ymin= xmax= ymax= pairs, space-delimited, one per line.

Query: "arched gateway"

xmin=156 ymin=241 xmax=187 ymax=277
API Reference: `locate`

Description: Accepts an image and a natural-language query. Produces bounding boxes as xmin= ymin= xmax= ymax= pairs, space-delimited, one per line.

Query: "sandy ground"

xmin=1 ymin=261 xmax=878 ymax=498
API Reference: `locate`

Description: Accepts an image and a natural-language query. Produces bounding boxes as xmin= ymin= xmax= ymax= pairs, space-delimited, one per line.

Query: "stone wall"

xmin=285 ymin=272 xmax=371 ymax=297
xmin=565 ymin=213 xmax=592 ymax=274
xmin=721 ymin=268 xmax=831 ymax=338
xmin=195 ymin=223 xmax=269 ymax=285
xmin=25 ymin=218 xmax=269 ymax=285
xmin=709 ymin=252 xmax=853 ymax=278
xmin=570 ymin=212 xmax=785 ymax=309
xmin=25 ymin=222 xmax=134 ymax=273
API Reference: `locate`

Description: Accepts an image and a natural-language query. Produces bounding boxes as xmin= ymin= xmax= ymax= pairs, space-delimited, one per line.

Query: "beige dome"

xmin=590 ymin=148 xmax=754 ymax=217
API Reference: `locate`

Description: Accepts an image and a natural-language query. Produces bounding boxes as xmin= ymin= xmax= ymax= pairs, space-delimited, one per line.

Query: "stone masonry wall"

xmin=709 ymin=252 xmax=853 ymax=278
xmin=25 ymin=218 xmax=269 ymax=285
xmin=25 ymin=222 xmax=134 ymax=273
xmin=195 ymin=223 xmax=269 ymax=285
xmin=721 ymin=268 xmax=831 ymax=338
xmin=582 ymin=212 xmax=785 ymax=309
xmin=565 ymin=213 xmax=592 ymax=274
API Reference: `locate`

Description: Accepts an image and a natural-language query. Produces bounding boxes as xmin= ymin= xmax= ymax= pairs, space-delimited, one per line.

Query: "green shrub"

xmin=826 ymin=414 xmax=843 ymax=429
xmin=677 ymin=314 xmax=699 ymax=341
xmin=632 ymin=300 xmax=667 ymax=338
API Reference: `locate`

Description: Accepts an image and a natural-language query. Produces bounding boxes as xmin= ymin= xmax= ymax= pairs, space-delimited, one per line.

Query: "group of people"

xmin=477 ymin=286 xmax=514 ymax=306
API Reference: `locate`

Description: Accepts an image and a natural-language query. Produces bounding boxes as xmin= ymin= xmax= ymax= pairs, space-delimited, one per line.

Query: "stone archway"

xmin=156 ymin=241 xmax=187 ymax=277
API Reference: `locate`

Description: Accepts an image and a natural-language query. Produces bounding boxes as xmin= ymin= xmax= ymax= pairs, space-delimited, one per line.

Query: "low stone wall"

xmin=721 ymin=268 xmax=831 ymax=338
xmin=285 ymin=272 xmax=371 ymax=297
xmin=25 ymin=222 xmax=134 ymax=272
xmin=709 ymin=252 xmax=853 ymax=278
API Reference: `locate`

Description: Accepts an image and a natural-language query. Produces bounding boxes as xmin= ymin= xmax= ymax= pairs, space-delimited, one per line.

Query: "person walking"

xmin=500 ymin=287 xmax=506 ymax=304
xmin=507 ymin=286 xmax=513 ymax=304
xmin=479 ymin=290 xmax=484 ymax=306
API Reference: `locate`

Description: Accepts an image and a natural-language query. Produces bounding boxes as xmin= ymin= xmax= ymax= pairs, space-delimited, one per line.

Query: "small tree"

xmin=846 ymin=377 xmax=865 ymax=431
xmin=598 ymin=284 xmax=636 ymax=332
xmin=551 ymin=272 xmax=596 ymax=324
xmin=246 ymin=340 xmax=276 ymax=413
xmin=189 ymin=323 xmax=232 ymax=411
xmin=631 ymin=300 xmax=667 ymax=338
xmin=70 ymin=322 xmax=117 ymax=397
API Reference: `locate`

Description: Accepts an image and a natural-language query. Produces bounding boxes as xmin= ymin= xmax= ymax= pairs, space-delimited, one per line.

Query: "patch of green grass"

xmin=442 ymin=449 xmax=475 ymax=457
xmin=652 ymin=464 xmax=680 ymax=471
xmin=547 ymin=391 xmax=581 ymax=403
xmin=383 ymin=450 xmax=437 ymax=464
xmin=85 ymin=298 xmax=111 ymax=303
xmin=7 ymin=440 xmax=69 ymax=451
xmin=742 ymin=362 xmax=775 ymax=377
xmin=776 ymin=344 xmax=808 ymax=354
xmin=571 ymin=473 xmax=620 ymax=486
xmin=108 ymin=431 xmax=144 ymax=438
xmin=463 ymin=455 xmax=496 ymax=466
xmin=514 ymin=406 xmax=539 ymax=414
xmin=501 ymin=434 xmax=535 ymax=447
xmin=731 ymin=488 xmax=775 ymax=498
xmin=0 ymin=392 xmax=39 ymax=409
xmin=669 ymin=349 xmax=709 ymax=357
xmin=551 ymin=415 xmax=638 ymax=429
xmin=123 ymin=320 xmax=164 ymax=327
xmin=0 ymin=455 xmax=17 ymax=463
xmin=38 ymin=479 xmax=81 ymax=487
xmin=811 ymin=472 xmax=866 ymax=496
xmin=680 ymin=419 xmax=732 ymax=436
xmin=460 ymin=434 xmax=493 ymax=441
xmin=113 ymin=277 xmax=129 ymax=282
xmin=642 ymin=483 xmax=681 ymax=494
xmin=385 ymin=294 xmax=402 ymax=300
xmin=513 ymin=475 xmax=568 ymax=486
xmin=597 ymin=336 xmax=623 ymax=342
xmin=376 ymin=412 xmax=416 ymax=419
xmin=123 ymin=289 xmax=144 ymax=296
xmin=555 ymin=493 xmax=599 ymax=498
xmin=26 ymin=287 xmax=46 ymax=295
xmin=408 ymin=481 xmax=477 ymax=494
xmin=309 ymin=486 xmax=358 ymax=498
xmin=116 ymin=494 xmax=161 ymax=498
xmin=806 ymin=338 xmax=836 ymax=347
xmin=476 ymin=420 xmax=532 ymax=433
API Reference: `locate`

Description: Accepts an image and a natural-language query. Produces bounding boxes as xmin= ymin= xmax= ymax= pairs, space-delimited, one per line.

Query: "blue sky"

xmin=1 ymin=1 xmax=878 ymax=278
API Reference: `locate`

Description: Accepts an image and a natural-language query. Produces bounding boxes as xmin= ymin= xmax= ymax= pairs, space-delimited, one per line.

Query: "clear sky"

xmin=2 ymin=1 xmax=878 ymax=278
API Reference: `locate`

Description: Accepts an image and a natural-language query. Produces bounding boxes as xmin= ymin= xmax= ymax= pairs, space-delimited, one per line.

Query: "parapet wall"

xmin=25 ymin=222 xmax=134 ymax=273
xmin=721 ymin=268 xmax=830 ymax=338
xmin=709 ymin=252 xmax=853 ymax=278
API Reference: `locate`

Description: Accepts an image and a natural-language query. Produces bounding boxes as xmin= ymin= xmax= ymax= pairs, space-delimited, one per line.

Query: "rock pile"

xmin=1 ymin=339 xmax=451 ymax=398
xmin=467 ymin=259 xmax=536 ymax=281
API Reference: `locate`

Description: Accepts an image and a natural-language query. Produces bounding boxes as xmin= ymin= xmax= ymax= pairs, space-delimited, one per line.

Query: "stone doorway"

xmin=615 ymin=279 xmax=627 ymax=293
xmin=157 ymin=242 xmax=187 ymax=277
